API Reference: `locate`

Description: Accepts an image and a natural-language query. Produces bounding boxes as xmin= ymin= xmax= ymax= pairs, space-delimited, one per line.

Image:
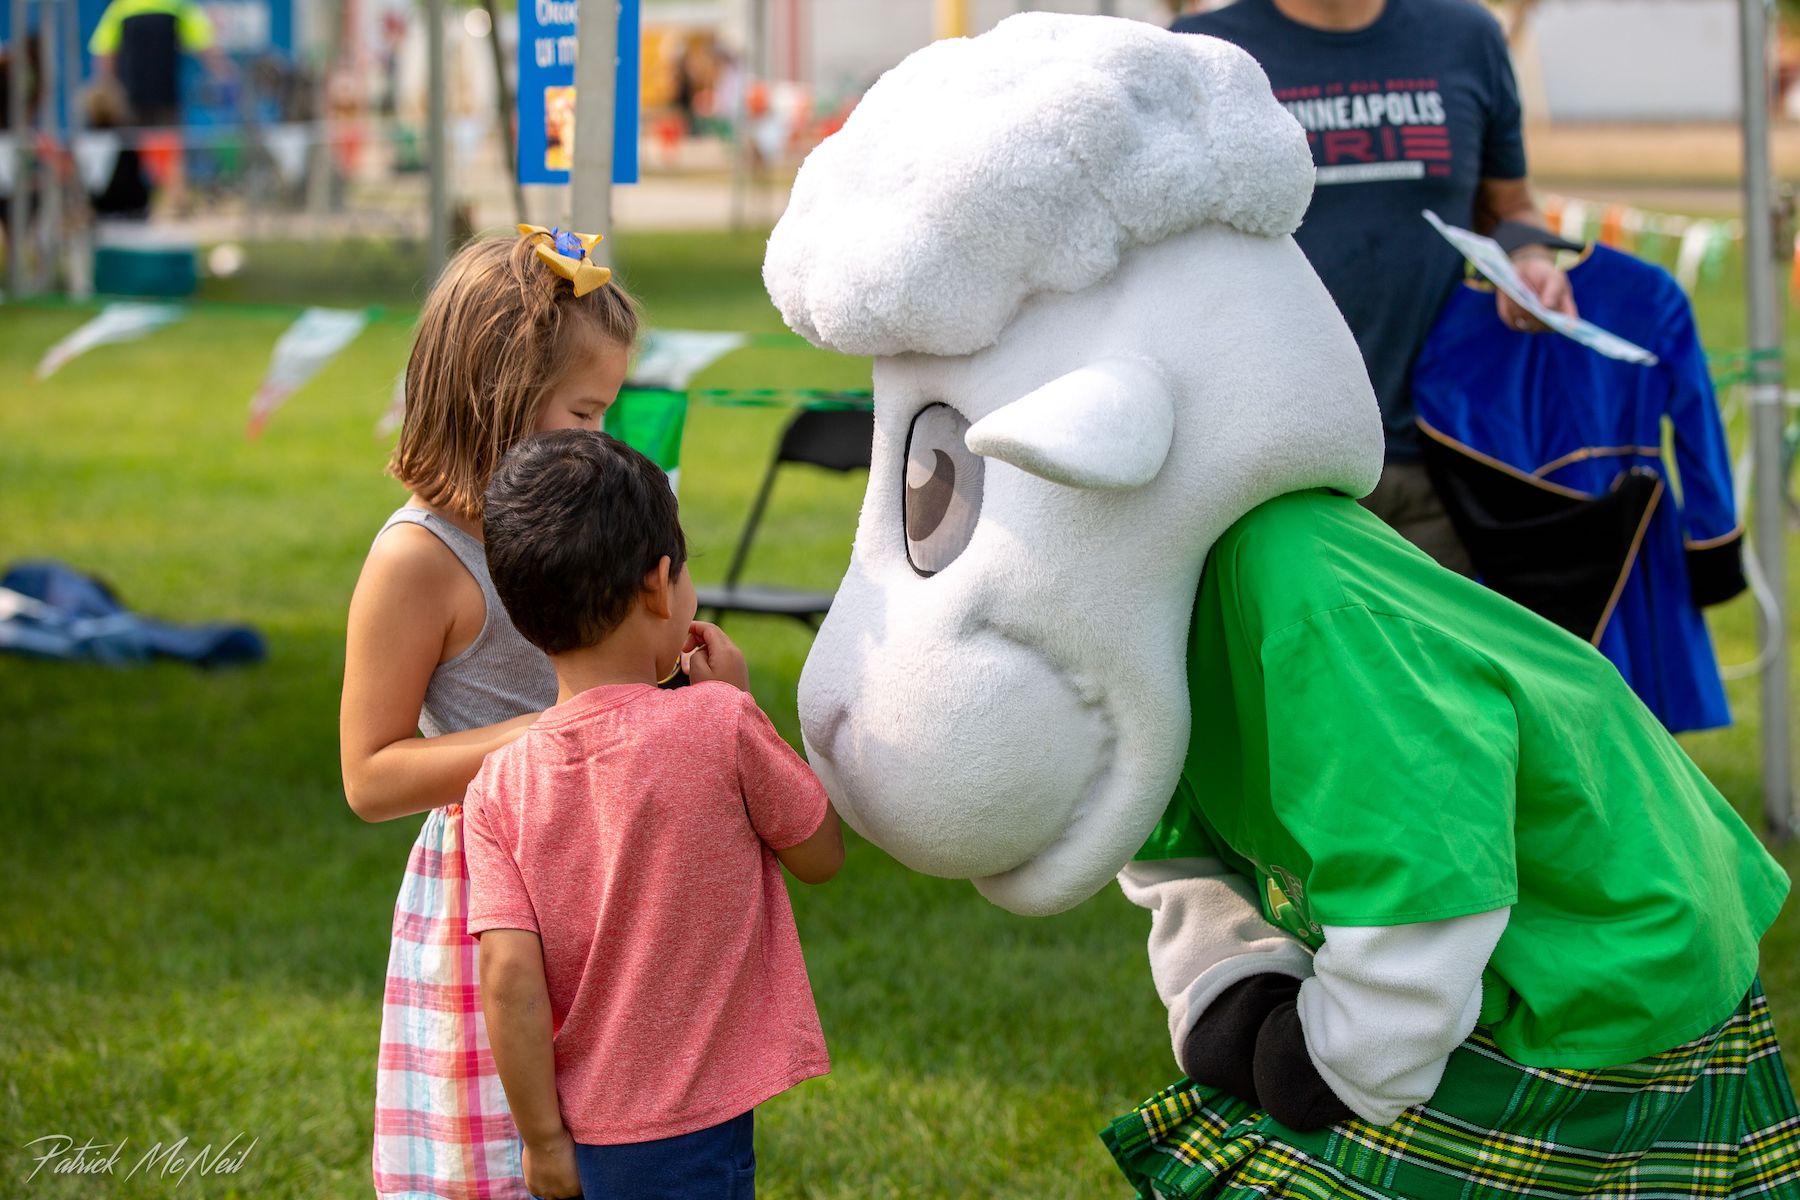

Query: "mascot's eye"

xmin=904 ymin=403 xmax=984 ymax=577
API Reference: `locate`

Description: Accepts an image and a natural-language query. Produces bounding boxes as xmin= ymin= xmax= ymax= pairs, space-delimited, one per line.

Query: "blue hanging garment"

xmin=1412 ymin=244 xmax=1743 ymax=734
xmin=0 ymin=560 xmax=266 ymax=668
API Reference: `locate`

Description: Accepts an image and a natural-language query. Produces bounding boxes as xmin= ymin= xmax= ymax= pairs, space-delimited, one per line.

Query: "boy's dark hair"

xmin=484 ymin=430 xmax=687 ymax=655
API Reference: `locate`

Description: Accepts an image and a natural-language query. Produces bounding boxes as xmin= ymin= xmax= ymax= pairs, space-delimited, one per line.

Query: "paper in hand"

xmin=1423 ymin=210 xmax=1658 ymax=366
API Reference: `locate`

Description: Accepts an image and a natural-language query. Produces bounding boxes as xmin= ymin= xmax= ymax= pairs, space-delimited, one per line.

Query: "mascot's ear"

xmin=965 ymin=358 xmax=1176 ymax=491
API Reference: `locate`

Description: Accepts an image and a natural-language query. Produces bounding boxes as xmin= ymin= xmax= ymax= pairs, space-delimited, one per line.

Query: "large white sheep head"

xmin=767 ymin=13 xmax=1383 ymax=916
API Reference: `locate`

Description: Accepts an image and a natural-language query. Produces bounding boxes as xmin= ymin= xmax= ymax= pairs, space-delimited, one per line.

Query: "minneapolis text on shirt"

xmin=1276 ymin=78 xmax=1453 ymax=185
xmin=21 ymin=1132 xmax=259 ymax=1187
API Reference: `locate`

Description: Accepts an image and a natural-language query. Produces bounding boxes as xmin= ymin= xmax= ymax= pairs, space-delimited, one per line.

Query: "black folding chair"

xmin=696 ymin=405 xmax=874 ymax=629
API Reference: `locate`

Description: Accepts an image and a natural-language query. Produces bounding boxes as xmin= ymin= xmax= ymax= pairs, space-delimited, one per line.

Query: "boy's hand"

xmin=685 ymin=622 xmax=750 ymax=691
xmin=522 ymin=1128 xmax=582 ymax=1199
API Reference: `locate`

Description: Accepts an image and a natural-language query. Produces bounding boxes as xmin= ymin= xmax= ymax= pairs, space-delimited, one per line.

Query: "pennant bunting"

xmin=453 ymin=116 xmax=485 ymax=163
xmin=1675 ymin=220 xmax=1716 ymax=291
xmin=1598 ymin=204 xmax=1627 ymax=248
xmin=35 ymin=302 xmax=184 ymax=380
xmin=375 ymin=371 xmax=407 ymax=438
xmin=1541 ymin=195 xmax=1565 ymax=236
xmin=607 ymin=387 xmax=688 ymax=494
xmin=628 ymin=330 xmax=749 ymax=390
xmin=247 ymin=307 xmax=370 ymax=438
xmin=263 ymin=125 xmax=310 ymax=185
xmin=1701 ymin=222 xmax=1733 ymax=286
xmin=1540 ymin=191 xmax=1759 ymax=296
xmin=1558 ymin=199 xmax=1589 ymax=243
xmin=72 ymin=133 xmax=123 ymax=192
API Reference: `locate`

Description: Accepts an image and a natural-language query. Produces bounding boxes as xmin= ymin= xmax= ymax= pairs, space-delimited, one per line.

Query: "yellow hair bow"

xmin=517 ymin=223 xmax=613 ymax=297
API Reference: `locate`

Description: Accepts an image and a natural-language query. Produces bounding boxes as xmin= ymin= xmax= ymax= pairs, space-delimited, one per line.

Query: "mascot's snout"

xmin=800 ymin=623 xmax=1109 ymax=880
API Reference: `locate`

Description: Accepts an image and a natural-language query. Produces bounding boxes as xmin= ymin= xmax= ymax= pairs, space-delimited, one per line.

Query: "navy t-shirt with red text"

xmin=1173 ymin=0 xmax=1527 ymax=460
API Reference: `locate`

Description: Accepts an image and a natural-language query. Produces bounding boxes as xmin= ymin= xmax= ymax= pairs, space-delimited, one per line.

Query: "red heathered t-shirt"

xmin=463 ymin=680 xmax=831 ymax=1144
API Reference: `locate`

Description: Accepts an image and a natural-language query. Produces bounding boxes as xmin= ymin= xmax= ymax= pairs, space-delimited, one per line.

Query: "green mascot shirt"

xmin=1139 ymin=490 xmax=1789 ymax=1069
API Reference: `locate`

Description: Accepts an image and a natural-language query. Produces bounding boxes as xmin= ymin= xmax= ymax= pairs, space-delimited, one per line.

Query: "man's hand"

xmin=522 ymin=1129 xmax=582 ymax=1199
xmin=685 ymin=622 xmax=749 ymax=691
xmin=1496 ymin=250 xmax=1577 ymax=334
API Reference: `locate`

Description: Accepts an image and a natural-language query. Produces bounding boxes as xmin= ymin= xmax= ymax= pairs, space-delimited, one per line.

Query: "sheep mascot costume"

xmin=764 ymin=14 xmax=1799 ymax=1200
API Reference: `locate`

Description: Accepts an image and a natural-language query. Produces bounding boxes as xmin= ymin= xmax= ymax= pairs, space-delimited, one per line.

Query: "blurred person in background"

xmin=0 ymin=23 xmax=41 ymax=246
xmin=1174 ymin=0 xmax=1576 ymax=575
xmin=88 ymin=0 xmax=231 ymax=214
xmin=83 ymin=80 xmax=152 ymax=221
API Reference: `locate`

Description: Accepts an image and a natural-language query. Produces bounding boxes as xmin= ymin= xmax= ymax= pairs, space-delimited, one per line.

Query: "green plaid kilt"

xmin=1102 ymin=981 xmax=1800 ymax=1199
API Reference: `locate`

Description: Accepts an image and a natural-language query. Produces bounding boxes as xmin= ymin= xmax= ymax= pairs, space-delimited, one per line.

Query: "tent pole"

xmin=38 ymin=0 xmax=58 ymax=292
xmin=63 ymin=0 xmax=86 ymax=298
xmin=426 ymin=0 xmax=449 ymax=281
xmin=571 ymin=0 xmax=615 ymax=263
xmin=8 ymin=0 xmax=29 ymax=297
xmin=1740 ymin=0 xmax=1793 ymax=842
xmin=480 ymin=0 xmax=526 ymax=226
xmin=729 ymin=0 xmax=757 ymax=231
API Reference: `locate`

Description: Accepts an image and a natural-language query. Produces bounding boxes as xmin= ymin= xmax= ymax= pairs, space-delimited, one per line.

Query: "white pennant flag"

xmin=247 ymin=307 xmax=370 ymax=437
xmin=1676 ymin=220 xmax=1715 ymax=292
xmin=375 ymin=370 xmax=407 ymax=438
xmin=263 ymin=125 xmax=310 ymax=186
xmin=1558 ymin=199 xmax=1589 ymax=243
xmin=628 ymin=330 xmax=748 ymax=390
xmin=453 ymin=116 xmax=484 ymax=163
xmin=36 ymin=302 xmax=185 ymax=380
xmin=73 ymin=133 xmax=123 ymax=192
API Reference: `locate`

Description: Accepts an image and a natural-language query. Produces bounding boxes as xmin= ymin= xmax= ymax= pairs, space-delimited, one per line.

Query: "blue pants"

xmin=533 ymin=1110 xmax=756 ymax=1200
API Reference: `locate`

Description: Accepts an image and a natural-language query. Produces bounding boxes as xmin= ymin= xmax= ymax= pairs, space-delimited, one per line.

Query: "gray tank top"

xmin=374 ymin=507 xmax=558 ymax=738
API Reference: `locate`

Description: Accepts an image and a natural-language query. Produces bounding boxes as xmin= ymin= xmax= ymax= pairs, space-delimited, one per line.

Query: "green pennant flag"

xmin=606 ymin=387 xmax=689 ymax=489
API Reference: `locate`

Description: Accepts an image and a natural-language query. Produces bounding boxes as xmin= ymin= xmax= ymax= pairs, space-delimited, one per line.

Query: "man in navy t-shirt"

xmin=1174 ymin=0 xmax=1575 ymax=573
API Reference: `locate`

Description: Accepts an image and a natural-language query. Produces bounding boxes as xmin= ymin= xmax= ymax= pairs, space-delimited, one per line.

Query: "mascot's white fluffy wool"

xmin=767 ymin=13 xmax=1382 ymax=916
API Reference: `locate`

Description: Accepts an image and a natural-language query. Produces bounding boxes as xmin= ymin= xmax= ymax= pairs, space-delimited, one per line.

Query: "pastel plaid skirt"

xmin=372 ymin=805 xmax=528 ymax=1200
xmin=1103 ymin=981 xmax=1800 ymax=1199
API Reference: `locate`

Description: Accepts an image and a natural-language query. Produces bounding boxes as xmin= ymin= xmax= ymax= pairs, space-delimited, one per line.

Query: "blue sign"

xmin=517 ymin=0 xmax=639 ymax=186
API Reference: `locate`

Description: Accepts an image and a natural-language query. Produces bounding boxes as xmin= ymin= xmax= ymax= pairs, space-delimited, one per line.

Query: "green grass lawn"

xmin=3 ymin=230 xmax=1799 ymax=1198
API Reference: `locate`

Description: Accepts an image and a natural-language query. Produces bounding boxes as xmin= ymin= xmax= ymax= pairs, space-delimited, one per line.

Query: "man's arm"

xmin=89 ymin=5 xmax=119 ymax=81
xmin=1476 ymin=176 xmax=1578 ymax=332
xmin=476 ymin=930 xmax=581 ymax=1199
xmin=177 ymin=0 xmax=232 ymax=80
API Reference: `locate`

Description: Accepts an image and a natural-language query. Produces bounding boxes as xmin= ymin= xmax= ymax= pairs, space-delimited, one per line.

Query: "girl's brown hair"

xmin=388 ymin=234 xmax=639 ymax=522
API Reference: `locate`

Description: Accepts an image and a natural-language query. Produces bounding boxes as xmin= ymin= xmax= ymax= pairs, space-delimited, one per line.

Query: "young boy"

xmin=464 ymin=429 xmax=843 ymax=1200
